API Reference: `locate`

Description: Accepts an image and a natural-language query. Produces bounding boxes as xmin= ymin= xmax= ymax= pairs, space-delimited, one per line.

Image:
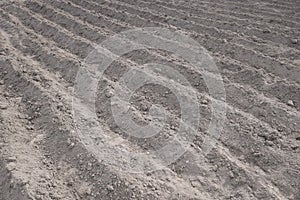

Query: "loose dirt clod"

xmin=6 ymin=162 xmax=16 ymax=171
xmin=7 ymin=156 xmax=17 ymax=162
xmin=0 ymin=104 xmax=8 ymax=110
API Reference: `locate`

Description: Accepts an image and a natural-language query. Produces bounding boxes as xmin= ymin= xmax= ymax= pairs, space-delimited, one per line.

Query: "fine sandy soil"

xmin=0 ymin=0 xmax=299 ymax=199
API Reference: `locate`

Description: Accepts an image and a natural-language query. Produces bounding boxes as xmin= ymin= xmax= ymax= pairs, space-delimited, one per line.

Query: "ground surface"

xmin=0 ymin=0 xmax=300 ymax=199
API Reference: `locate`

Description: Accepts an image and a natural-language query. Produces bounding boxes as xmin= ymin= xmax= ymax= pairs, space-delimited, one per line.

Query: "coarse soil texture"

xmin=0 ymin=0 xmax=300 ymax=199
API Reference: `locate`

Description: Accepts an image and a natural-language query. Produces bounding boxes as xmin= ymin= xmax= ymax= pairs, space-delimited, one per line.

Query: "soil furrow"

xmin=10 ymin=0 xmax=300 ymax=122
xmin=105 ymin=0 xmax=300 ymax=64
xmin=123 ymin=0 xmax=300 ymax=55
xmin=183 ymin=0 xmax=300 ymax=27
xmin=69 ymin=0 xmax=300 ymax=85
xmin=162 ymin=0 xmax=300 ymax=33
xmin=2 ymin=7 xmax=296 ymax=200
xmin=1 ymin=1 xmax=299 ymax=199
xmin=2 ymin=5 xmax=93 ymax=60
xmin=0 ymin=10 xmax=223 ymax=198
xmin=0 ymin=36 xmax=176 ymax=199
xmin=114 ymin=0 xmax=300 ymax=51
xmin=44 ymin=0 xmax=300 ymax=112
xmin=190 ymin=0 xmax=300 ymax=22
xmin=209 ymin=0 xmax=300 ymax=13
xmin=4 ymin=0 xmax=298 ymax=120
xmin=91 ymin=51 xmax=297 ymax=200
xmin=141 ymin=0 xmax=300 ymax=32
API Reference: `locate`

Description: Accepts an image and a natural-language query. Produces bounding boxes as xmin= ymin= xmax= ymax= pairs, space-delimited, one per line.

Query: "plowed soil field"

xmin=0 ymin=0 xmax=299 ymax=199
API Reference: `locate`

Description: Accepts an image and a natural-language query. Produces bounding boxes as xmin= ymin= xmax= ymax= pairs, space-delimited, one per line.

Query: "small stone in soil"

xmin=291 ymin=39 xmax=298 ymax=44
xmin=107 ymin=185 xmax=114 ymax=191
xmin=287 ymin=100 xmax=294 ymax=107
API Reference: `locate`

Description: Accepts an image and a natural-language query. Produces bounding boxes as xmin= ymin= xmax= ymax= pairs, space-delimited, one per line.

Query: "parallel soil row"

xmin=0 ymin=0 xmax=299 ymax=199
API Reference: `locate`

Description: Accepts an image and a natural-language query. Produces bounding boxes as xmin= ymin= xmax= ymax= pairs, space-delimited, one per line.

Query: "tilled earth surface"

xmin=0 ymin=0 xmax=300 ymax=199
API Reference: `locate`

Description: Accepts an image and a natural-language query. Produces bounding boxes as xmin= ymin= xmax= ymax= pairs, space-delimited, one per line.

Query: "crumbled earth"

xmin=0 ymin=0 xmax=299 ymax=199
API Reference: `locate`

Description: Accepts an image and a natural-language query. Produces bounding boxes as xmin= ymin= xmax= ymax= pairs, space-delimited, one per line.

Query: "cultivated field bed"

xmin=0 ymin=0 xmax=299 ymax=199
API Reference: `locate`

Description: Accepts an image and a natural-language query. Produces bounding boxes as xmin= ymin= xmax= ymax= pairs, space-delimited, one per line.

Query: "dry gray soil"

xmin=0 ymin=0 xmax=300 ymax=199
